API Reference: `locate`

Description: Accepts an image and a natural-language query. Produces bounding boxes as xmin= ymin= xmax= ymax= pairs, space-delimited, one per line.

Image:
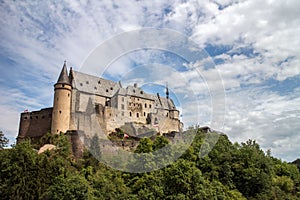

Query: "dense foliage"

xmin=0 ymin=128 xmax=299 ymax=199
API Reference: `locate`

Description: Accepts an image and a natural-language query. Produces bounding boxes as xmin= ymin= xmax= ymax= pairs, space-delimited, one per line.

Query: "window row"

xmin=129 ymin=112 xmax=147 ymax=118
xmin=23 ymin=114 xmax=52 ymax=120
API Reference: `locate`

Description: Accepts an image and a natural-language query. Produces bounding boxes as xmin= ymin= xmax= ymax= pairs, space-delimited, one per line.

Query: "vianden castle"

xmin=17 ymin=62 xmax=183 ymax=156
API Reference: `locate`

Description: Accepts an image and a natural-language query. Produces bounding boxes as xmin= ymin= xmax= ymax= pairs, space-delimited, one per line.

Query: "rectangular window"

xmin=121 ymin=104 xmax=125 ymax=110
xmin=95 ymin=104 xmax=100 ymax=114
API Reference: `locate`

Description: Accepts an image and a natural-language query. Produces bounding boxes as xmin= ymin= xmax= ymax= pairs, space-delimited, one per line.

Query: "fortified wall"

xmin=17 ymin=108 xmax=52 ymax=143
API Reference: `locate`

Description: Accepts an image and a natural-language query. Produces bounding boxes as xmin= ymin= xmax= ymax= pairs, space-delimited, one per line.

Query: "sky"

xmin=0 ymin=0 xmax=299 ymax=162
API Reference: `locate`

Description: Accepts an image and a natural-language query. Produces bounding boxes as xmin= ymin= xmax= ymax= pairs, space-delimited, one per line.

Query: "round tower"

xmin=51 ymin=61 xmax=72 ymax=134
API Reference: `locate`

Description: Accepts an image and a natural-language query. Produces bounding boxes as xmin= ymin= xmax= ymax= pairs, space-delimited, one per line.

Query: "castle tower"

xmin=51 ymin=61 xmax=72 ymax=134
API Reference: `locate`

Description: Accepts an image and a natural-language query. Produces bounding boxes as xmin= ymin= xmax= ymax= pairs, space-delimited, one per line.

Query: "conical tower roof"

xmin=56 ymin=61 xmax=70 ymax=85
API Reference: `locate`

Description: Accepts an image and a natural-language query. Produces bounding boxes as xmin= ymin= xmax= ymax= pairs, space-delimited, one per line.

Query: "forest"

xmin=0 ymin=128 xmax=299 ymax=200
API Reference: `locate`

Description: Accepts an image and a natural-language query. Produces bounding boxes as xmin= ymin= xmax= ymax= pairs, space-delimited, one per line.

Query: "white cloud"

xmin=224 ymin=87 xmax=300 ymax=161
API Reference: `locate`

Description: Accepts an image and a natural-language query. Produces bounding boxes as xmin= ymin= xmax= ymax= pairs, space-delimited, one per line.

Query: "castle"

xmin=17 ymin=62 xmax=183 ymax=156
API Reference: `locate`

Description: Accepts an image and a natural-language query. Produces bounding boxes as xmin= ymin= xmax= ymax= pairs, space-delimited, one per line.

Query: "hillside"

xmin=0 ymin=128 xmax=299 ymax=199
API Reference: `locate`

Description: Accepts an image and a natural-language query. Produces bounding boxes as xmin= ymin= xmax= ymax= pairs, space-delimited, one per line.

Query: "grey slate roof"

xmin=56 ymin=62 xmax=71 ymax=85
xmin=72 ymin=71 xmax=121 ymax=97
xmin=125 ymin=85 xmax=153 ymax=100
xmin=150 ymin=94 xmax=176 ymax=110
xmin=71 ymin=70 xmax=177 ymax=110
xmin=114 ymin=85 xmax=154 ymax=100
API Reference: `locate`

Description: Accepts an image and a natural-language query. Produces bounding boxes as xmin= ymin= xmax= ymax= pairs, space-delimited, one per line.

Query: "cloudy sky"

xmin=0 ymin=0 xmax=299 ymax=161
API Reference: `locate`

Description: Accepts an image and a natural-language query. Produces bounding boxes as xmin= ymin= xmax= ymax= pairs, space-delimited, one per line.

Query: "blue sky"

xmin=0 ymin=0 xmax=300 ymax=161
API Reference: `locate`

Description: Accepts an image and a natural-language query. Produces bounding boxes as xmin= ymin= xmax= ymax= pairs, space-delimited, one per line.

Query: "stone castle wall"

xmin=66 ymin=130 xmax=84 ymax=158
xmin=18 ymin=108 xmax=53 ymax=142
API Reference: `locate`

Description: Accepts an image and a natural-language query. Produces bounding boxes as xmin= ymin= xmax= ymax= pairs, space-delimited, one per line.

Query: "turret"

xmin=166 ymin=82 xmax=169 ymax=99
xmin=51 ymin=61 xmax=72 ymax=134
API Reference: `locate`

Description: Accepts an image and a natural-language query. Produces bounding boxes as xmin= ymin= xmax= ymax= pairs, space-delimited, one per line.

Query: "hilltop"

xmin=0 ymin=127 xmax=299 ymax=199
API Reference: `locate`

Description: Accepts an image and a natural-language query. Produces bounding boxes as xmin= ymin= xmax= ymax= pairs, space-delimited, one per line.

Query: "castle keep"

xmin=17 ymin=62 xmax=183 ymax=154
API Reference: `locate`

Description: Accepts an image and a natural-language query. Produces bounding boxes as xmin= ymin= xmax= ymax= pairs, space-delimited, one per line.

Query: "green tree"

xmin=42 ymin=173 xmax=90 ymax=200
xmin=130 ymin=172 xmax=164 ymax=200
xmin=0 ymin=137 xmax=74 ymax=199
xmin=232 ymin=140 xmax=273 ymax=198
xmin=0 ymin=141 xmax=40 ymax=199
xmin=52 ymin=132 xmax=71 ymax=157
xmin=208 ymin=134 xmax=236 ymax=187
xmin=134 ymin=138 xmax=153 ymax=153
xmin=273 ymin=176 xmax=294 ymax=193
xmin=153 ymin=136 xmax=169 ymax=151
xmin=0 ymin=131 xmax=9 ymax=149
xmin=91 ymin=166 xmax=130 ymax=199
